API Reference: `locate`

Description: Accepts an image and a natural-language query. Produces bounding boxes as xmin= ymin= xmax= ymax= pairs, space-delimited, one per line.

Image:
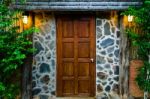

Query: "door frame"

xmin=56 ymin=14 xmax=96 ymax=97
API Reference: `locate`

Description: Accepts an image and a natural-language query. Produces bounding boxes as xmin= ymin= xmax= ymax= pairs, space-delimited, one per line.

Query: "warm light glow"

xmin=23 ymin=15 xmax=28 ymax=24
xmin=128 ymin=15 xmax=133 ymax=22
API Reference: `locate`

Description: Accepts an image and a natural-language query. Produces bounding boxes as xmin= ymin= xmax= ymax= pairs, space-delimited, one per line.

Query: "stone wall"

xmin=32 ymin=13 xmax=56 ymax=99
xmin=32 ymin=13 xmax=120 ymax=99
xmin=96 ymin=18 xmax=120 ymax=98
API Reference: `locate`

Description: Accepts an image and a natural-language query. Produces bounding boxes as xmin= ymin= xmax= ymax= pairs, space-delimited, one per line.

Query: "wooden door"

xmin=57 ymin=15 xmax=96 ymax=97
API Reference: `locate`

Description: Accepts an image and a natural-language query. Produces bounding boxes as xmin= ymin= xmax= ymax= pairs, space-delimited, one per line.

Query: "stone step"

xmin=56 ymin=97 xmax=95 ymax=99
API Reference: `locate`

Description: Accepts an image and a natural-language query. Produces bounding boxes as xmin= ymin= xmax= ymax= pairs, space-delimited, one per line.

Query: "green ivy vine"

xmin=0 ymin=1 xmax=38 ymax=99
xmin=123 ymin=0 xmax=150 ymax=94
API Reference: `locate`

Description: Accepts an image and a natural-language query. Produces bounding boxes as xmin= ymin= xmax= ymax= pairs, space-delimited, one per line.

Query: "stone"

xmin=109 ymin=81 xmax=113 ymax=85
xmin=105 ymin=85 xmax=111 ymax=92
xmin=116 ymin=40 xmax=119 ymax=45
xmin=111 ymin=27 xmax=115 ymax=33
xmin=42 ymin=56 xmax=44 ymax=61
xmin=100 ymin=38 xmax=114 ymax=48
xmin=51 ymin=59 xmax=55 ymax=66
xmin=117 ymin=31 xmax=120 ymax=38
xmin=114 ymin=66 xmax=119 ymax=75
xmin=114 ymin=58 xmax=119 ymax=62
xmin=32 ymin=76 xmax=36 ymax=80
xmin=105 ymin=64 xmax=110 ymax=69
xmin=96 ymin=95 xmax=109 ymax=99
xmin=97 ymin=55 xmax=106 ymax=64
xmin=35 ymin=56 xmax=41 ymax=61
xmin=97 ymin=45 xmax=101 ymax=50
xmin=101 ymin=51 xmax=106 ymax=55
xmin=40 ymin=63 xmax=50 ymax=73
xmin=109 ymin=54 xmax=113 ymax=57
xmin=32 ymin=66 xmax=36 ymax=71
xmin=114 ymin=50 xmax=119 ymax=58
xmin=40 ymin=95 xmax=49 ymax=99
xmin=111 ymin=35 xmax=114 ymax=37
xmin=45 ymin=35 xmax=51 ymax=40
xmin=51 ymin=85 xmax=55 ymax=89
xmin=40 ymin=75 xmax=50 ymax=84
xmin=33 ymin=37 xmax=38 ymax=40
xmin=97 ymin=27 xmax=101 ymax=33
xmin=43 ymin=85 xmax=48 ymax=91
xmin=96 ymin=94 xmax=109 ymax=99
xmin=32 ymin=88 xmax=41 ymax=96
xmin=46 ymin=52 xmax=51 ymax=59
xmin=38 ymin=36 xmax=44 ymax=42
xmin=34 ymin=42 xmax=44 ymax=54
xmin=97 ymin=20 xmax=102 ymax=26
xmin=107 ymin=57 xmax=113 ymax=63
xmin=108 ymin=78 xmax=111 ymax=81
xmin=51 ymin=91 xmax=55 ymax=95
xmin=97 ymin=66 xmax=104 ymax=71
xmin=97 ymin=80 xmax=101 ymax=83
xmin=112 ymin=84 xmax=119 ymax=93
xmin=104 ymin=22 xmax=111 ymax=35
xmin=109 ymin=92 xmax=120 ymax=99
xmin=32 ymin=81 xmax=36 ymax=88
xmin=102 ymin=82 xmax=107 ymax=85
xmin=107 ymin=47 xmax=114 ymax=53
xmin=109 ymin=71 xmax=113 ymax=75
xmin=110 ymin=21 xmax=114 ymax=26
xmin=51 ymin=30 xmax=55 ymax=37
xmin=97 ymin=27 xmax=102 ymax=38
xmin=97 ymin=84 xmax=103 ymax=92
xmin=101 ymin=97 xmax=108 ymax=99
xmin=50 ymin=41 xmax=55 ymax=49
xmin=97 ymin=72 xmax=108 ymax=80
xmin=36 ymin=74 xmax=40 ymax=78
xmin=114 ymin=76 xmax=119 ymax=82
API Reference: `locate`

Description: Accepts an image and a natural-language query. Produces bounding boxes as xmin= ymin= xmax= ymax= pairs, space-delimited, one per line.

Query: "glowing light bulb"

xmin=128 ymin=15 xmax=133 ymax=22
xmin=23 ymin=15 xmax=28 ymax=24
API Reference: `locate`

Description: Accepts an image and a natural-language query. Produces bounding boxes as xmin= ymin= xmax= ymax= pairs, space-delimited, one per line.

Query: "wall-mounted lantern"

xmin=128 ymin=15 xmax=133 ymax=22
xmin=22 ymin=11 xmax=29 ymax=24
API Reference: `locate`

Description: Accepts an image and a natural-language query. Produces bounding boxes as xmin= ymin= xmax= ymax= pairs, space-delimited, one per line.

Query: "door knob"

xmin=90 ymin=58 xmax=94 ymax=63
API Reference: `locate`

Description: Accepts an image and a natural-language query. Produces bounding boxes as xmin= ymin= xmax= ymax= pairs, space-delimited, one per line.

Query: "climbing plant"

xmin=0 ymin=1 xmax=37 ymax=99
xmin=123 ymin=0 xmax=150 ymax=98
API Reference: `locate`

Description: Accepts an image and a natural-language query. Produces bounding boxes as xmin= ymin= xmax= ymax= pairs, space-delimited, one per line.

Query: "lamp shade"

xmin=22 ymin=11 xmax=29 ymax=24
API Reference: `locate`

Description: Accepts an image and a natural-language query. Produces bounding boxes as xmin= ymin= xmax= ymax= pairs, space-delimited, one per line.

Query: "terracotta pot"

xmin=129 ymin=60 xmax=144 ymax=97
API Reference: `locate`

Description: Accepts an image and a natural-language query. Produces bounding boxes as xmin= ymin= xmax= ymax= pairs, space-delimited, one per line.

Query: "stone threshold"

xmin=33 ymin=96 xmax=95 ymax=99
xmin=56 ymin=97 xmax=95 ymax=99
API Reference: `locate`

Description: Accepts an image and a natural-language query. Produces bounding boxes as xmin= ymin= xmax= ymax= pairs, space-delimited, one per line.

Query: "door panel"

xmin=63 ymin=62 xmax=74 ymax=76
xmin=63 ymin=80 xmax=74 ymax=94
xmin=78 ymin=63 xmax=90 ymax=77
xmin=62 ymin=42 xmax=74 ymax=58
xmin=62 ymin=20 xmax=74 ymax=38
xmin=57 ymin=15 xmax=95 ymax=97
xmin=78 ymin=21 xmax=90 ymax=38
xmin=78 ymin=80 xmax=89 ymax=93
xmin=78 ymin=43 xmax=90 ymax=58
